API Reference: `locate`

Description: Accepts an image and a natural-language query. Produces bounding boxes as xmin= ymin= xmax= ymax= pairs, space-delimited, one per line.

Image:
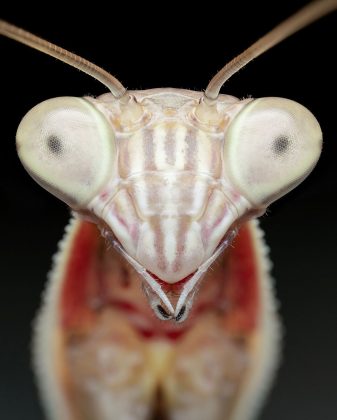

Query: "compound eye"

xmin=16 ymin=96 xmax=116 ymax=207
xmin=223 ymin=97 xmax=322 ymax=206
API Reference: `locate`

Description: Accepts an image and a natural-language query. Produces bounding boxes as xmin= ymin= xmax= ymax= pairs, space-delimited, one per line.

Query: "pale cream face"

xmin=16 ymin=88 xmax=322 ymax=320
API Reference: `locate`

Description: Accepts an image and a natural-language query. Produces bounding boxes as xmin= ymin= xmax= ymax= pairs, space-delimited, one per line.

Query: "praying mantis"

xmin=0 ymin=0 xmax=336 ymax=420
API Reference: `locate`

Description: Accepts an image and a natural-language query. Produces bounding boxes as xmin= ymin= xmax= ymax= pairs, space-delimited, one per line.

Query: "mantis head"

xmin=1 ymin=0 xmax=330 ymax=321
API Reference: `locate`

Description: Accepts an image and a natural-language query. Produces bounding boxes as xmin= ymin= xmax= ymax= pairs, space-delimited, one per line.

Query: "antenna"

xmin=0 ymin=20 xmax=127 ymax=99
xmin=205 ymin=0 xmax=337 ymax=100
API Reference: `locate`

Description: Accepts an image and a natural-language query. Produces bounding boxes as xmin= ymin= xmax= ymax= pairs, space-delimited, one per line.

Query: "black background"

xmin=1 ymin=1 xmax=337 ymax=419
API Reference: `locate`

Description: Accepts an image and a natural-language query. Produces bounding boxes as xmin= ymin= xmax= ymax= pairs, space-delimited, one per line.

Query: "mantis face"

xmin=1 ymin=2 xmax=336 ymax=419
xmin=16 ymin=90 xmax=321 ymax=321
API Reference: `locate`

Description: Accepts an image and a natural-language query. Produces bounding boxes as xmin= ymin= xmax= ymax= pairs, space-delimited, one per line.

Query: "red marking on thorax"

xmin=59 ymin=221 xmax=260 ymax=340
xmin=222 ymin=224 xmax=259 ymax=333
xmin=60 ymin=222 xmax=102 ymax=331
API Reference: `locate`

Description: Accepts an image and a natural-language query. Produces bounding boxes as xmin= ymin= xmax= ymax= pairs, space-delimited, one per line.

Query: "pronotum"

xmin=0 ymin=2 xmax=334 ymax=419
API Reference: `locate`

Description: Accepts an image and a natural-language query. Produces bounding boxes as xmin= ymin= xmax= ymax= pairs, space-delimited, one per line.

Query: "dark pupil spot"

xmin=273 ymin=135 xmax=290 ymax=155
xmin=156 ymin=305 xmax=170 ymax=319
xmin=47 ymin=135 xmax=63 ymax=155
xmin=175 ymin=305 xmax=186 ymax=322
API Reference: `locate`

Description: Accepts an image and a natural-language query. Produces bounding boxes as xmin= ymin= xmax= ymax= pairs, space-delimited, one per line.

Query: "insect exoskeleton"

xmin=16 ymin=89 xmax=321 ymax=321
xmin=1 ymin=1 xmax=336 ymax=419
xmin=18 ymin=89 xmax=320 ymax=419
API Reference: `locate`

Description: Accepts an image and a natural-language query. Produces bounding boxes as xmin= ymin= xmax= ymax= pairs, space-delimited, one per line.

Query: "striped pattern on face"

xmin=119 ymin=122 xmax=222 ymax=177
xmin=100 ymin=119 xmax=240 ymax=284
